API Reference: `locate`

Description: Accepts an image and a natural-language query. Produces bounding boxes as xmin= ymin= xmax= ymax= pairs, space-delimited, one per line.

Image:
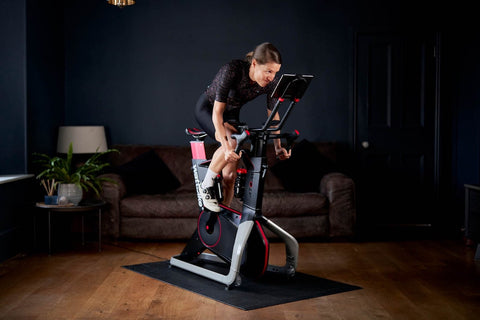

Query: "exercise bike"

xmin=170 ymin=74 xmax=313 ymax=289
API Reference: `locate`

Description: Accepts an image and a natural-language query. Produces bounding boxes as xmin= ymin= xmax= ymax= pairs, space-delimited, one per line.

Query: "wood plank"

xmin=0 ymin=240 xmax=479 ymax=319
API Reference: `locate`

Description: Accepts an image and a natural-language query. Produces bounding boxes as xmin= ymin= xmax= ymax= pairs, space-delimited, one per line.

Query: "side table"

xmin=35 ymin=201 xmax=106 ymax=255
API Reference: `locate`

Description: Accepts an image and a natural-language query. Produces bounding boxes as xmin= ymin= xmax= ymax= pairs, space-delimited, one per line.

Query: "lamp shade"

xmin=57 ymin=126 xmax=108 ymax=154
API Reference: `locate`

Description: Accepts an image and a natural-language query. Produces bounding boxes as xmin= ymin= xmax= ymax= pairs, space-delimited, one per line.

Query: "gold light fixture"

xmin=107 ymin=0 xmax=135 ymax=8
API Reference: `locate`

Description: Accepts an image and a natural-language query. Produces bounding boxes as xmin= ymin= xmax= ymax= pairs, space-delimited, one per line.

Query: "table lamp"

xmin=57 ymin=126 xmax=107 ymax=154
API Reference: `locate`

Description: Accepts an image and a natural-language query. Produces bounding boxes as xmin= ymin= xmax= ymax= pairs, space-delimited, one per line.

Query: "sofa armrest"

xmin=100 ymin=173 xmax=127 ymax=239
xmin=320 ymin=172 xmax=356 ymax=237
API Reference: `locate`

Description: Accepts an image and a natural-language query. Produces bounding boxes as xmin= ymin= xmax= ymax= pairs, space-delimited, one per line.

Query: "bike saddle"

xmin=185 ymin=128 xmax=208 ymax=140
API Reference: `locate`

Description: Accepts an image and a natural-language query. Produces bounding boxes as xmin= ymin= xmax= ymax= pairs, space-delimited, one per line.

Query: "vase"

xmin=44 ymin=195 xmax=58 ymax=205
xmin=58 ymin=183 xmax=83 ymax=205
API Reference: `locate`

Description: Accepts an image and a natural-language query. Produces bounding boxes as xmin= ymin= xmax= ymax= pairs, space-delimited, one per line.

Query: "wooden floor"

xmin=0 ymin=239 xmax=479 ymax=320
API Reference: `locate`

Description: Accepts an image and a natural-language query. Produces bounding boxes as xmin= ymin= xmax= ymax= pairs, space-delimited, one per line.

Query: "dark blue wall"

xmin=0 ymin=0 xmax=64 ymax=173
xmin=63 ymin=0 xmax=361 ymax=146
xmin=0 ymin=0 xmax=27 ymax=175
xmin=26 ymin=0 xmax=65 ymax=157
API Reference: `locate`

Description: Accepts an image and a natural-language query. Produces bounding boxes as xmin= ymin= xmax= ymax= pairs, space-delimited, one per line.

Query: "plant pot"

xmin=58 ymin=183 xmax=83 ymax=205
xmin=44 ymin=195 xmax=58 ymax=205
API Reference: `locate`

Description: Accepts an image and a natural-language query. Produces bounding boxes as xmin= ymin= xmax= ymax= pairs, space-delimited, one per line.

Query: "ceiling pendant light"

xmin=107 ymin=0 xmax=135 ymax=8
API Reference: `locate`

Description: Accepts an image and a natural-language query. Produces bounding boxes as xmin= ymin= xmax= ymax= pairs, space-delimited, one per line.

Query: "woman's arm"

xmin=267 ymin=109 xmax=291 ymax=160
xmin=212 ymin=100 xmax=240 ymax=163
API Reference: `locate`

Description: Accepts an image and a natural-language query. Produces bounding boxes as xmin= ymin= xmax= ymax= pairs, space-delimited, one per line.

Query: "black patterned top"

xmin=205 ymin=60 xmax=278 ymax=113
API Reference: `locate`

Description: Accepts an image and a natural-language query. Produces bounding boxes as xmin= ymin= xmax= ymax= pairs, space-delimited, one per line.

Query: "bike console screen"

xmin=271 ymin=74 xmax=314 ymax=100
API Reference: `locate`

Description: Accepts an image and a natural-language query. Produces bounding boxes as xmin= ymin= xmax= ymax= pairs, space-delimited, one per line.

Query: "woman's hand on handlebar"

xmin=224 ymin=147 xmax=241 ymax=163
xmin=275 ymin=147 xmax=291 ymax=161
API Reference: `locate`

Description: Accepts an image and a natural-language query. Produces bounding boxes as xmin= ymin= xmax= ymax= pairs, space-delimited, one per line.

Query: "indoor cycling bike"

xmin=170 ymin=73 xmax=313 ymax=289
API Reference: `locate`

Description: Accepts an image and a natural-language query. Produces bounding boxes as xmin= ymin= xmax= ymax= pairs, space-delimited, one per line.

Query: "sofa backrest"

xmin=109 ymin=142 xmax=338 ymax=193
xmin=109 ymin=144 xmax=207 ymax=193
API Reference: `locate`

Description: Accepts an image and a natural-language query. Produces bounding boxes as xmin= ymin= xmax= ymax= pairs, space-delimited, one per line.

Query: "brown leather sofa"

xmin=100 ymin=140 xmax=356 ymax=240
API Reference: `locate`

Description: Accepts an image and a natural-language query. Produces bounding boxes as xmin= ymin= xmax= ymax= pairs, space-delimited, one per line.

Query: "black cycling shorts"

xmin=194 ymin=93 xmax=240 ymax=140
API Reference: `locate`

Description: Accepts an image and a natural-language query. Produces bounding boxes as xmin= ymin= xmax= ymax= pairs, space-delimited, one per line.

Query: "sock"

xmin=201 ymin=169 xmax=218 ymax=189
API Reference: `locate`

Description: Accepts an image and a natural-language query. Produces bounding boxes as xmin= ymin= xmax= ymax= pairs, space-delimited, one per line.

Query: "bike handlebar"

xmin=231 ymin=128 xmax=299 ymax=154
xmin=269 ymin=130 xmax=300 ymax=151
xmin=231 ymin=130 xmax=250 ymax=154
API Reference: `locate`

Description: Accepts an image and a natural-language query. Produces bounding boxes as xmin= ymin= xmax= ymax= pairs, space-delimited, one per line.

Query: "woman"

xmin=194 ymin=42 xmax=291 ymax=212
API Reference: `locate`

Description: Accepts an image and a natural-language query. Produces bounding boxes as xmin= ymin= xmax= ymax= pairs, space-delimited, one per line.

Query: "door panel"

xmin=355 ymin=32 xmax=437 ymax=229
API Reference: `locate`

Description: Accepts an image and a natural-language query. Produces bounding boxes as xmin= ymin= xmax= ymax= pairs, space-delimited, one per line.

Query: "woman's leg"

xmin=205 ymin=124 xmax=238 ymax=181
xmin=200 ymin=126 xmax=238 ymax=210
xmin=219 ymin=127 xmax=239 ymax=206
xmin=222 ymin=161 xmax=238 ymax=206
xmin=194 ymin=93 xmax=240 ymax=210
xmin=194 ymin=93 xmax=216 ymax=138
xmin=203 ymin=144 xmax=238 ymax=206
xmin=208 ymin=145 xmax=228 ymax=174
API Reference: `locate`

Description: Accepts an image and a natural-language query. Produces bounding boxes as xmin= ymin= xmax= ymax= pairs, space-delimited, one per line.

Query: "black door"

xmin=355 ymin=32 xmax=439 ymax=232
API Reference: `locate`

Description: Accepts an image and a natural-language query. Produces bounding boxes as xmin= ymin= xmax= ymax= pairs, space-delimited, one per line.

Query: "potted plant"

xmin=34 ymin=143 xmax=118 ymax=205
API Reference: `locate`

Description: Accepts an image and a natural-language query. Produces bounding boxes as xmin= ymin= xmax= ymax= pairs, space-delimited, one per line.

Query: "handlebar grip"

xmin=231 ymin=130 xmax=250 ymax=154
xmin=286 ymin=130 xmax=300 ymax=150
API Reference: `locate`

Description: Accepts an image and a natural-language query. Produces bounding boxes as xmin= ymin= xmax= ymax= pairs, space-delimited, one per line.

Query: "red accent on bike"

xmin=237 ymin=168 xmax=247 ymax=174
xmin=188 ymin=128 xmax=206 ymax=135
xmin=279 ymin=98 xmax=285 ymax=102
xmin=294 ymin=129 xmax=300 ymax=135
xmin=255 ymin=220 xmax=270 ymax=277
xmin=294 ymin=98 xmax=300 ymax=102
xmin=198 ymin=211 xmax=221 ymax=248
xmin=190 ymin=141 xmax=206 ymax=159
xmin=245 ymin=130 xmax=250 ymax=136
xmin=219 ymin=204 xmax=241 ymax=216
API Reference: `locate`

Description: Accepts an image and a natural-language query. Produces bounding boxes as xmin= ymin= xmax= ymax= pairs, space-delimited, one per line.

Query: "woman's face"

xmin=250 ymin=59 xmax=281 ymax=87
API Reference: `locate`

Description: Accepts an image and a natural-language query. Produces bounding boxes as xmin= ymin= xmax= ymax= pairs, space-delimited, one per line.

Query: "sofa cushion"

xmin=262 ymin=192 xmax=329 ymax=218
xmin=117 ymin=149 xmax=181 ymax=195
xmin=120 ymin=191 xmax=328 ymax=220
xmin=270 ymin=139 xmax=335 ymax=193
xmin=120 ymin=192 xmax=200 ymax=219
